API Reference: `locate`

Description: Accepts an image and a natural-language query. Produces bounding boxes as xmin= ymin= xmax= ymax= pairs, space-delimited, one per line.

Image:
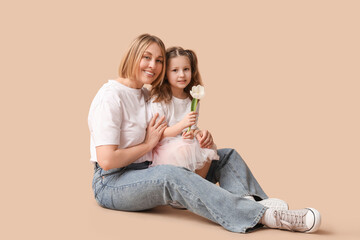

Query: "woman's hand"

xmin=182 ymin=130 xmax=194 ymax=139
xmin=180 ymin=112 xmax=198 ymax=129
xmin=144 ymin=113 xmax=167 ymax=149
xmin=96 ymin=114 xmax=166 ymax=171
xmin=195 ymin=129 xmax=214 ymax=148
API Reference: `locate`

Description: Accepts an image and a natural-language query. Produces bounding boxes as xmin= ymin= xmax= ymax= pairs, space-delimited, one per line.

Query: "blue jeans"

xmin=92 ymin=148 xmax=268 ymax=233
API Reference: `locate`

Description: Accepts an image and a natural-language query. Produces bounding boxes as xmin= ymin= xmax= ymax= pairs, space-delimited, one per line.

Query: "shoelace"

xmin=273 ymin=209 xmax=307 ymax=231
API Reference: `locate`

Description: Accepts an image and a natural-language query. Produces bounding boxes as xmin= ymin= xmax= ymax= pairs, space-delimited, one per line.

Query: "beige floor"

xmin=77 ymin=174 xmax=360 ymax=240
xmin=5 ymin=162 xmax=356 ymax=240
xmin=82 ymin=204 xmax=356 ymax=240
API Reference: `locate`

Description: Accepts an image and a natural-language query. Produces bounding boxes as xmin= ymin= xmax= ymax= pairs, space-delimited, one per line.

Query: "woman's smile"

xmin=144 ymin=70 xmax=155 ymax=77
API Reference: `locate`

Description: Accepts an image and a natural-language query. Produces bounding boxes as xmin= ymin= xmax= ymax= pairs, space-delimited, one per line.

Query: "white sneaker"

xmin=262 ymin=208 xmax=321 ymax=233
xmin=258 ymin=198 xmax=289 ymax=210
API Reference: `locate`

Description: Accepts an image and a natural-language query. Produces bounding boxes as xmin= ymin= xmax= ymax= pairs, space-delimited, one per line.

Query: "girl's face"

xmin=136 ymin=42 xmax=164 ymax=86
xmin=166 ymin=56 xmax=191 ymax=93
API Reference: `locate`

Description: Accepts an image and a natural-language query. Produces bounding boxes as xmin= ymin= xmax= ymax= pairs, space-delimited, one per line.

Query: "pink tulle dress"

xmin=148 ymin=96 xmax=219 ymax=171
xmin=151 ymin=136 xmax=219 ymax=171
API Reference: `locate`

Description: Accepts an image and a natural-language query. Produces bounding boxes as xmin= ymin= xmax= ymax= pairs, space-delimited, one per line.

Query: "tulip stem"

xmin=187 ymin=98 xmax=198 ymax=133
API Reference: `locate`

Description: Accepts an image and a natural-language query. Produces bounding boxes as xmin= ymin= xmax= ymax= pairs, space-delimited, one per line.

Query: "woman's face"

xmin=136 ymin=42 xmax=164 ymax=86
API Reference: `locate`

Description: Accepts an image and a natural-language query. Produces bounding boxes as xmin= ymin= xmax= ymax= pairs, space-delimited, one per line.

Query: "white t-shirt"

xmin=148 ymin=96 xmax=199 ymax=135
xmin=88 ymin=80 xmax=152 ymax=163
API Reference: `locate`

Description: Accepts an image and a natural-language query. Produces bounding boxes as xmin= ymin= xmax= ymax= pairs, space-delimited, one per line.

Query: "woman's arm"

xmin=96 ymin=114 xmax=166 ymax=170
xmin=96 ymin=144 xmax=151 ymax=171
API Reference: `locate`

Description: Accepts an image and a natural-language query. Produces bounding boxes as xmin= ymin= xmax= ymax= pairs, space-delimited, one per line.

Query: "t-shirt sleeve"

xmin=89 ymin=92 xmax=122 ymax=147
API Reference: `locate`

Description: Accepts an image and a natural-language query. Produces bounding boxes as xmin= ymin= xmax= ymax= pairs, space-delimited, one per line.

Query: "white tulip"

xmin=190 ymin=85 xmax=205 ymax=99
xmin=187 ymin=85 xmax=205 ymax=132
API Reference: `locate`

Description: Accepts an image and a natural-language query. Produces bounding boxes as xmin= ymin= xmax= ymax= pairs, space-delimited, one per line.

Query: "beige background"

xmin=1 ymin=0 xmax=359 ymax=239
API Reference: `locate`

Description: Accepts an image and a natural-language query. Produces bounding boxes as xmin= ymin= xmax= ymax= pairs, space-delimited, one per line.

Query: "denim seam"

xmin=166 ymin=179 xmax=233 ymax=231
xmin=217 ymin=149 xmax=249 ymax=195
xmin=93 ymin=170 xmax=106 ymax=200
xmin=213 ymin=149 xmax=231 ymax=181
xmin=101 ymin=179 xmax=163 ymax=189
xmin=226 ymin=161 xmax=250 ymax=196
xmin=110 ymin=193 xmax=116 ymax=209
xmin=242 ymin=206 xmax=267 ymax=233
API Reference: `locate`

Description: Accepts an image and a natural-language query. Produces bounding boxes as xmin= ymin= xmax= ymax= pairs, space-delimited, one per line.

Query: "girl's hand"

xmin=182 ymin=131 xmax=194 ymax=139
xmin=195 ymin=129 xmax=214 ymax=148
xmin=180 ymin=112 xmax=198 ymax=129
xmin=144 ymin=113 xmax=167 ymax=150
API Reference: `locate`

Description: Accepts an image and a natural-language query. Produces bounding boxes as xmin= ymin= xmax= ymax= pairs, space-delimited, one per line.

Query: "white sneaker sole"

xmin=305 ymin=208 xmax=321 ymax=233
xmin=259 ymin=198 xmax=289 ymax=210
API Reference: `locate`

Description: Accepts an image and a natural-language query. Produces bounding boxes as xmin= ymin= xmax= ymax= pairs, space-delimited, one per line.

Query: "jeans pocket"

xmin=101 ymin=168 xmax=129 ymax=188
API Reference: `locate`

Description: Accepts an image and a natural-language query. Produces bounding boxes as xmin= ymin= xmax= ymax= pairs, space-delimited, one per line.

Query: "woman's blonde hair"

xmin=151 ymin=46 xmax=203 ymax=103
xmin=119 ymin=34 xmax=166 ymax=84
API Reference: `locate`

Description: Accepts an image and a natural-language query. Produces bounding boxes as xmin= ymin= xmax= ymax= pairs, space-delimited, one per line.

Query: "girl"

xmin=148 ymin=47 xmax=219 ymax=176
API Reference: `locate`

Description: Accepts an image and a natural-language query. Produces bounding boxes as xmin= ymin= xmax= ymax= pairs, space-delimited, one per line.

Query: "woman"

xmin=88 ymin=33 xmax=321 ymax=233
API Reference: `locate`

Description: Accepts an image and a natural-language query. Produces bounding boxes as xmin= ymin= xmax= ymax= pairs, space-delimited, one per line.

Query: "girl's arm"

xmin=182 ymin=129 xmax=195 ymax=139
xmin=162 ymin=111 xmax=198 ymax=138
xmin=96 ymin=114 xmax=166 ymax=171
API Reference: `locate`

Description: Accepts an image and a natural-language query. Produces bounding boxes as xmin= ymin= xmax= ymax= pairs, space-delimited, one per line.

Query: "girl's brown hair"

xmin=150 ymin=46 xmax=203 ymax=103
xmin=119 ymin=34 xmax=166 ymax=85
